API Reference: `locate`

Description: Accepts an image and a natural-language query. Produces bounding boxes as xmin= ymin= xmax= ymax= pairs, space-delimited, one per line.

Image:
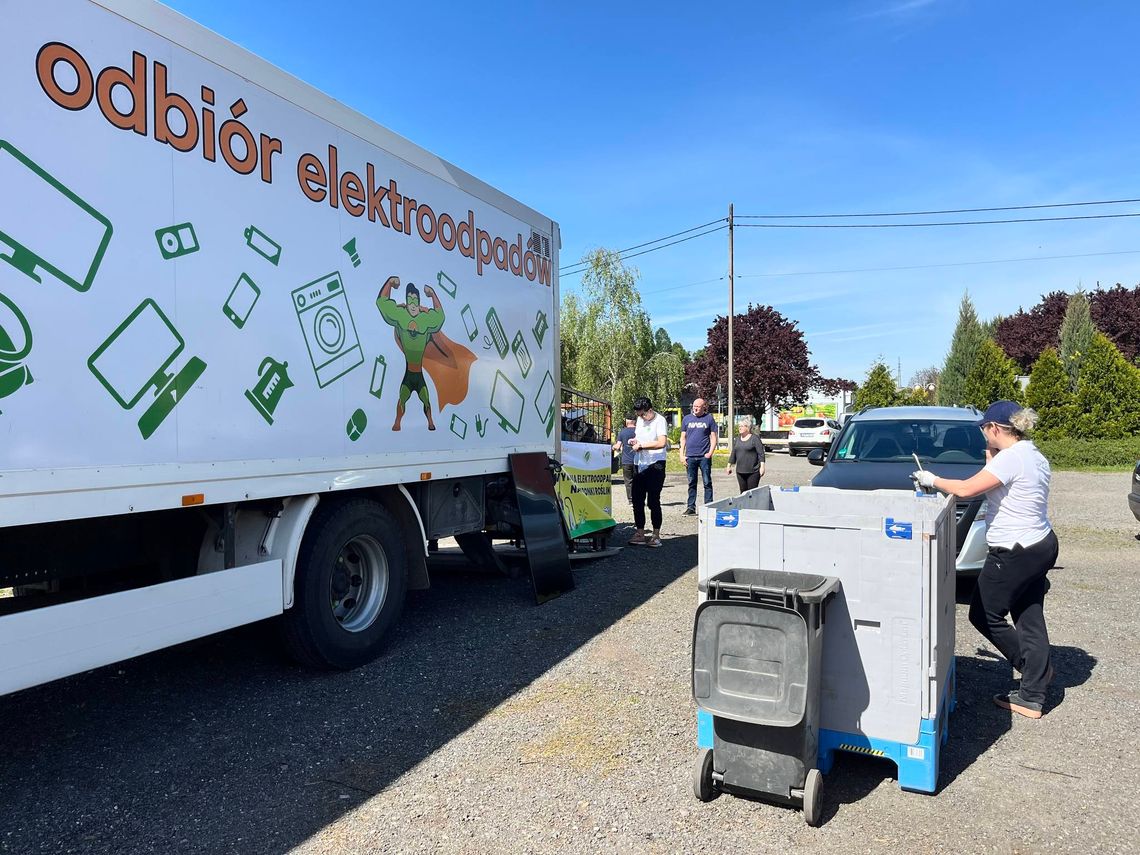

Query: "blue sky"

xmin=163 ymin=0 xmax=1140 ymax=384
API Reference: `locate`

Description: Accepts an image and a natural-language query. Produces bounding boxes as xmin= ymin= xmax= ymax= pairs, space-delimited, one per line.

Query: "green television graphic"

xmin=490 ymin=370 xmax=524 ymax=434
xmin=88 ymin=299 xmax=206 ymax=440
xmin=0 ymin=140 xmax=113 ymax=293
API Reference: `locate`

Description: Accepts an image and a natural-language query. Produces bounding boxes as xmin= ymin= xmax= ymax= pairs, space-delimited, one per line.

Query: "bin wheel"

xmin=803 ymin=769 xmax=823 ymax=826
xmin=692 ymin=748 xmax=718 ymax=802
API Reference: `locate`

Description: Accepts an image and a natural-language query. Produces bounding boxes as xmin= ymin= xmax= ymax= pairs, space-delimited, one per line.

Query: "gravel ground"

xmin=0 ymin=454 xmax=1137 ymax=854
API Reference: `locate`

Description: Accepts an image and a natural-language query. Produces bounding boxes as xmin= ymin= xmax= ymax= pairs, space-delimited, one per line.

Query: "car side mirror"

xmin=808 ymin=448 xmax=826 ymax=466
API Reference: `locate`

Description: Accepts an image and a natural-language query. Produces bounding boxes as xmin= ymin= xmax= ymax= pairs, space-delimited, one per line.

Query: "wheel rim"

xmin=329 ymin=534 xmax=389 ymax=633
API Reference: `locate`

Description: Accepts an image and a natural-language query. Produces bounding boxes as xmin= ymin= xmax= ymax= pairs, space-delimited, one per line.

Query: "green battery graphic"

xmin=244 ymin=225 xmax=281 ymax=265
xmin=437 ymin=271 xmax=458 ymax=298
xmin=369 ymin=355 xmax=387 ymax=399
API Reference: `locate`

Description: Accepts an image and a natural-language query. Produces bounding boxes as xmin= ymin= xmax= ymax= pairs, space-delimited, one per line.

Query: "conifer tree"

xmin=1072 ymin=333 xmax=1140 ymax=438
xmin=855 ymin=361 xmax=899 ymax=409
xmin=962 ymin=339 xmax=1021 ymax=410
xmin=1025 ymin=348 xmax=1073 ymax=439
xmin=1059 ymin=290 xmax=1096 ymax=391
xmin=938 ymin=293 xmax=986 ymax=406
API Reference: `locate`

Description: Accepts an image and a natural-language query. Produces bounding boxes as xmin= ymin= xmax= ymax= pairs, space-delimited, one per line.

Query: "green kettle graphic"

xmin=245 ymin=356 xmax=293 ymax=425
xmin=0 ymin=291 xmax=33 ymax=404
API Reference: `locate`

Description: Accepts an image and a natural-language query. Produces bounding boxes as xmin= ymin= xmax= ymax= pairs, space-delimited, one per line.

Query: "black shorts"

xmin=401 ymin=369 xmax=428 ymax=395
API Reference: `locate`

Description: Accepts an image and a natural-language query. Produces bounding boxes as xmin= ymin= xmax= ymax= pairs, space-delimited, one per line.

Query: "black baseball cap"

xmin=976 ymin=400 xmax=1020 ymax=427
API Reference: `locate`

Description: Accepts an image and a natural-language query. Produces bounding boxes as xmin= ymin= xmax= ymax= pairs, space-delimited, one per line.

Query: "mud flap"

xmin=508 ymin=452 xmax=574 ymax=604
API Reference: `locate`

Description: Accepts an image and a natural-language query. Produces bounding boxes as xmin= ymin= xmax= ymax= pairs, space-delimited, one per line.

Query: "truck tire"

xmin=282 ymin=498 xmax=408 ymax=669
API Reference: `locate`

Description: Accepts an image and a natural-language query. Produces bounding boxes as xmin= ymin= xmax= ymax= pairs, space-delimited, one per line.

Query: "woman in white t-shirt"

xmin=912 ymin=401 xmax=1058 ymax=719
xmin=627 ymin=396 xmax=669 ymax=548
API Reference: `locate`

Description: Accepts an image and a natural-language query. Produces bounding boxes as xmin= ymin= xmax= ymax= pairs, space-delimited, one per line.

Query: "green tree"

xmin=1072 ymin=333 xmax=1140 ymax=438
xmin=670 ymin=341 xmax=691 ymax=364
xmin=854 ymin=361 xmax=899 ymax=409
xmin=1059 ymin=290 xmax=1096 ymax=391
xmin=653 ymin=327 xmax=672 ymax=353
xmin=939 ymin=293 xmax=987 ymax=406
xmin=559 ymin=249 xmax=653 ymax=411
xmin=962 ymin=339 xmax=1021 ymax=410
xmin=1026 ymin=347 xmax=1073 ymax=439
xmin=643 ymin=351 xmax=686 ymax=410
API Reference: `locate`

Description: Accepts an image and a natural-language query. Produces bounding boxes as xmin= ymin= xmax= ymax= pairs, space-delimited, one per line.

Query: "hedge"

xmin=1035 ymin=436 xmax=1140 ymax=469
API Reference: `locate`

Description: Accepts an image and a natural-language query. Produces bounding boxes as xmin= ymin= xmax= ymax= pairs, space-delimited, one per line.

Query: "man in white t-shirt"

xmin=627 ymin=396 xmax=669 ymax=548
xmin=912 ymin=400 xmax=1058 ymax=719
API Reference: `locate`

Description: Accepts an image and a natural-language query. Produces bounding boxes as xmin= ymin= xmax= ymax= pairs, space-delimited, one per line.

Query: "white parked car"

xmin=787 ymin=417 xmax=840 ymax=456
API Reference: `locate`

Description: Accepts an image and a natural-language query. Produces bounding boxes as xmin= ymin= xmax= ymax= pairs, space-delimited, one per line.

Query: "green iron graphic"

xmin=244 ymin=225 xmax=281 ymax=265
xmin=0 ymin=291 xmax=34 ymax=411
xmin=490 ymin=370 xmax=524 ymax=434
xmin=88 ymin=299 xmax=206 ymax=440
xmin=245 ymin=357 xmax=294 ymax=426
xmin=0 ymin=140 xmax=113 ymax=292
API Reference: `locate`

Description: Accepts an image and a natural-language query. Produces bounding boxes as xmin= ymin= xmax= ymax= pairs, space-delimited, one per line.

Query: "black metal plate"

xmin=508 ymin=452 xmax=574 ymax=604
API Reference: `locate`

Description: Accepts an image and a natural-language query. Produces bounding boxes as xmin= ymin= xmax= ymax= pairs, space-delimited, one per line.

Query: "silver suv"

xmin=807 ymin=406 xmax=987 ymax=574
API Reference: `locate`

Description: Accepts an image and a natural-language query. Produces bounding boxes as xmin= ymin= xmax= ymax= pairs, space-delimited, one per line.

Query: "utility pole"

xmin=727 ymin=203 xmax=734 ymax=456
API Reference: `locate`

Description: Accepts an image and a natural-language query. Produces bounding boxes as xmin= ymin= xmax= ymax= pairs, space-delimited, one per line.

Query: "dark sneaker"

xmin=682 ymin=507 xmax=697 ymax=516
xmin=994 ymin=690 xmax=1043 ymax=719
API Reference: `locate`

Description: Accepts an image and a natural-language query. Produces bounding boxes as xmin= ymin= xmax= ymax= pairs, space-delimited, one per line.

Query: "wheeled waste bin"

xmin=691 ymin=568 xmax=840 ymax=826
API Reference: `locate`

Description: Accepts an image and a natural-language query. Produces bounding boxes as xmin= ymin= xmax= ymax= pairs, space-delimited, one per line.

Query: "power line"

xmin=736 ymin=197 xmax=1140 ymax=219
xmin=734 ymin=248 xmax=1140 ymax=279
xmin=559 ymin=217 xmax=726 ymax=273
xmin=639 ymin=274 xmax=727 ymax=296
xmin=560 ymin=224 xmax=727 ymax=278
xmin=734 ymin=211 xmax=1140 ymax=228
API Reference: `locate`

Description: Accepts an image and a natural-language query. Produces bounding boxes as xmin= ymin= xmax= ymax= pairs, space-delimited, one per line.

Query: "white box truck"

xmin=0 ymin=0 xmax=565 ymax=695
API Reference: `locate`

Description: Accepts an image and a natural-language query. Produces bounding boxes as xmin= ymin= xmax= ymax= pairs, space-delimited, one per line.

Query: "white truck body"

xmin=0 ymin=0 xmax=561 ymax=695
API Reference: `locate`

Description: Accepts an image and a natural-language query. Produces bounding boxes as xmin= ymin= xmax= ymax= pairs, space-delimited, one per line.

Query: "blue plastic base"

xmin=697 ymin=663 xmax=957 ymax=793
xmin=816 ymin=658 xmax=956 ymax=793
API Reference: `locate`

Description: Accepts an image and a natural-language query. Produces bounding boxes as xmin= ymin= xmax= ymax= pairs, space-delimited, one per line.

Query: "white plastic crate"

xmin=698 ymin=486 xmax=955 ymax=747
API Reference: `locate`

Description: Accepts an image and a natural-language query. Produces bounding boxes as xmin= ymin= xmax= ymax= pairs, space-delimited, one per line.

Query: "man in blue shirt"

xmin=680 ymin=398 xmax=718 ymax=514
xmin=612 ymin=413 xmax=638 ymax=505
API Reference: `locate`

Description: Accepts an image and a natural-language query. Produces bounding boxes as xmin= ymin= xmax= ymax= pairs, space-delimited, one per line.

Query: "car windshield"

xmin=795 ymin=419 xmax=825 ymax=428
xmin=832 ymin=419 xmax=986 ymax=464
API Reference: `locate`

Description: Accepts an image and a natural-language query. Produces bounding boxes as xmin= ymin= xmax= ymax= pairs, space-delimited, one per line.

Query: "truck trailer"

xmin=0 ymin=0 xmax=577 ymax=696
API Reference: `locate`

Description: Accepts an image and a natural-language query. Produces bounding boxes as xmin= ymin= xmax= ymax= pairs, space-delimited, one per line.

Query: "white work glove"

xmin=911 ymin=470 xmax=937 ymax=489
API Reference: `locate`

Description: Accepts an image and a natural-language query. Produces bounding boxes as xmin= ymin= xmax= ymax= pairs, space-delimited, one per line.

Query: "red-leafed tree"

xmin=994 ymin=290 xmax=1070 ymax=372
xmin=685 ymin=304 xmax=828 ymax=413
xmin=1090 ymin=284 xmax=1140 ymax=363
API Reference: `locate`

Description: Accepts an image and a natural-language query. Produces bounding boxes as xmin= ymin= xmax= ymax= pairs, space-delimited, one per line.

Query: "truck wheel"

xmin=803 ymin=768 xmax=823 ymax=826
xmin=282 ymin=498 xmax=408 ymax=669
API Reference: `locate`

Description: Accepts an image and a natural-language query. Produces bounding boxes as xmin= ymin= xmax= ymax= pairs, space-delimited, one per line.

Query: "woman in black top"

xmin=725 ymin=417 xmax=766 ymax=493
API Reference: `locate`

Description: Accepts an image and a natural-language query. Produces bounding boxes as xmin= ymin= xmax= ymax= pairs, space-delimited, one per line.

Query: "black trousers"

xmin=736 ymin=471 xmax=760 ymax=492
xmin=622 ymin=463 xmax=636 ymax=504
xmin=969 ymin=530 xmax=1059 ymax=704
xmin=631 ymin=461 xmax=666 ymax=530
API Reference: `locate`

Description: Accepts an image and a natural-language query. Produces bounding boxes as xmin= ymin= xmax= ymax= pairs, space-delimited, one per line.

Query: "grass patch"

xmin=665 ymin=453 xmax=731 ymax=473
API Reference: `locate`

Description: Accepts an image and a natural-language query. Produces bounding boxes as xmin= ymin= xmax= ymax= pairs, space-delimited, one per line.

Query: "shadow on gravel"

xmin=0 ymin=533 xmax=696 ymax=855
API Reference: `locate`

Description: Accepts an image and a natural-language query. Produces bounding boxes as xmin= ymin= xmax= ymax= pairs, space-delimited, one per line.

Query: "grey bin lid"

xmin=692 ymin=601 xmax=809 ymax=727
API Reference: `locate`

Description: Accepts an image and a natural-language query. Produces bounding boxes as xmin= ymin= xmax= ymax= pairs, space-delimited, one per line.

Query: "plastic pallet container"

xmin=697 ymin=485 xmax=957 ymax=793
xmin=691 ymin=569 xmax=840 ymax=825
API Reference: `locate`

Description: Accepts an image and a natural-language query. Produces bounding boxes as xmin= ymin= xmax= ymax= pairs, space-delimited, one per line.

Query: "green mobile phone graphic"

xmin=0 ymin=140 xmax=113 ymax=293
xmin=461 ymin=304 xmax=479 ymax=341
xmin=223 ymin=274 xmax=260 ymax=329
xmin=490 ymin=370 xmax=524 ymax=434
xmin=88 ymin=299 xmax=206 ymax=439
xmin=485 ymin=307 xmax=508 ymax=357
xmin=511 ymin=331 xmax=532 ymax=379
xmin=450 ymin=413 xmax=468 ymax=440
xmin=534 ymin=370 xmax=556 ymax=437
